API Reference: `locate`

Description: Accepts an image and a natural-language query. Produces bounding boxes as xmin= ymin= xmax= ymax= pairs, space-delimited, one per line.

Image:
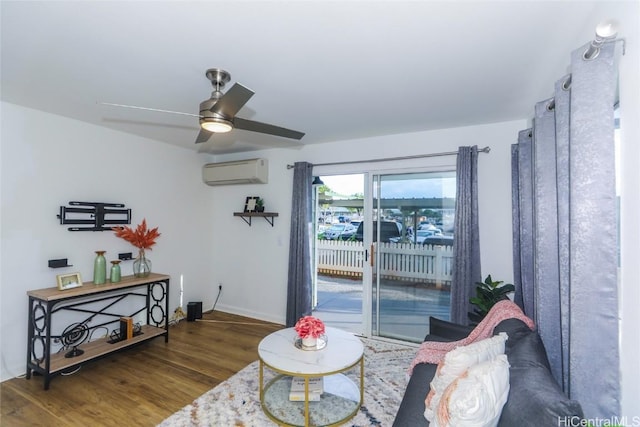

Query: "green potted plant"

xmin=255 ymin=198 xmax=265 ymax=212
xmin=468 ymin=275 xmax=515 ymax=324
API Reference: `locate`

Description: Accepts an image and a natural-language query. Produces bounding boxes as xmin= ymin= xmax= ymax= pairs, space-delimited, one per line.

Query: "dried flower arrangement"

xmin=294 ymin=315 xmax=326 ymax=339
xmin=112 ymin=219 xmax=161 ymax=250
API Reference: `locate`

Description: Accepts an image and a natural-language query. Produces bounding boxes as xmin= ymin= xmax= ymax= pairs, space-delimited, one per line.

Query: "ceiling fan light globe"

xmin=201 ymin=118 xmax=233 ymax=133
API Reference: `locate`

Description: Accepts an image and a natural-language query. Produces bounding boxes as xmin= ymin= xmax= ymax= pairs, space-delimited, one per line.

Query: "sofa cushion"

xmin=425 ymin=333 xmax=508 ymax=423
xmin=431 ymin=354 xmax=510 ymax=427
xmin=427 ymin=316 xmax=475 ymax=341
xmin=435 ymin=332 xmax=508 ymax=381
xmin=497 ymin=330 xmax=583 ymax=426
xmin=493 ymin=318 xmax=540 ymax=355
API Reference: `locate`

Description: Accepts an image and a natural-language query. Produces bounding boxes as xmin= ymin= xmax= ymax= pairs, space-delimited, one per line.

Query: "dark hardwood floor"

xmin=1 ymin=311 xmax=282 ymax=426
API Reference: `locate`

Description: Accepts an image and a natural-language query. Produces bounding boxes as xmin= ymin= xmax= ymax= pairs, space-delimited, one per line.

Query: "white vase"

xmin=302 ymin=336 xmax=317 ymax=348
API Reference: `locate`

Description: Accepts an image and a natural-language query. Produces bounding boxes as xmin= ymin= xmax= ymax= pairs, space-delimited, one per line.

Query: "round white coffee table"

xmin=258 ymin=326 xmax=364 ymax=427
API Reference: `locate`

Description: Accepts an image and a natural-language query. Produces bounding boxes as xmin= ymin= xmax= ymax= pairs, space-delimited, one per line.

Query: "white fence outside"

xmin=317 ymin=240 xmax=454 ymax=284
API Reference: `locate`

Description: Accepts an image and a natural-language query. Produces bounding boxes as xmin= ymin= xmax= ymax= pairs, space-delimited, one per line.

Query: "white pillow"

xmin=431 ymin=354 xmax=510 ymax=427
xmin=425 ymin=333 xmax=508 ymax=422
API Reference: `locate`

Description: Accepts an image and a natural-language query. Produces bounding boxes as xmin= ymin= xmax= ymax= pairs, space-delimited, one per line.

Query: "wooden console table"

xmin=26 ymin=273 xmax=170 ymax=389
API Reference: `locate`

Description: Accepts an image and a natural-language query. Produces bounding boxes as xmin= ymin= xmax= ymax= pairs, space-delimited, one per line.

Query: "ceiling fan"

xmin=102 ymin=68 xmax=305 ymax=144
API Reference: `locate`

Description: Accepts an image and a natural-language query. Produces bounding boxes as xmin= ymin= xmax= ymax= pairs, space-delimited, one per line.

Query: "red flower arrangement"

xmin=294 ymin=316 xmax=326 ymax=339
xmin=112 ymin=219 xmax=161 ymax=250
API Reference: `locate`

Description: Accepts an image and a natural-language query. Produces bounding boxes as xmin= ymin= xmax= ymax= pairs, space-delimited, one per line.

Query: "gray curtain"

xmin=450 ymin=145 xmax=481 ymax=325
xmin=511 ymin=42 xmax=619 ymax=417
xmin=286 ymin=162 xmax=314 ymax=327
xmin=513 ymin=130 xmax=536 ymax=319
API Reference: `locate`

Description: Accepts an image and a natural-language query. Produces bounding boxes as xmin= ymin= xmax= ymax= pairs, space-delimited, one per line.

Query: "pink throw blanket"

xmin=408 ymin=299 xmax=535 ymax=375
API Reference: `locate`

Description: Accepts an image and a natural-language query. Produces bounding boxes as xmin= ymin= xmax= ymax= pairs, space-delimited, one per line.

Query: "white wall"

xmin=208 ymin=119 xmax=525 ymax=323
xmin=603 ymin=2 xmax=640 ymax=419
xmin=0 ymin=102 xmax=216 ymax=381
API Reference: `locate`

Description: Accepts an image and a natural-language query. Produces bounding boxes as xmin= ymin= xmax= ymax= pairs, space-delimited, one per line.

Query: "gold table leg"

xmin=304 ymin=377 xmax=310 ymax=426
xmin=360 ymin=356 xmax=364 ymax=405
xmin=259 ymin=359 xmax=264 ymax=401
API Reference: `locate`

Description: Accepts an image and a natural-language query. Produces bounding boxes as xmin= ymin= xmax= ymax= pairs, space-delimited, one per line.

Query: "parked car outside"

xmin=324 ymin=223 xmax=357 ymax=240
xmin=422 ymin=235 xmax=454 ymax=246
xmin=354 ymin=220 xmax=402 ymax=243
xmin=316 ymin=224 xmax=329 ymax=239
xmin=390 ymin=229 xmax=443 ymax=244
xmin=418 ymin=223 xmax=443 ymax=233
xmin=416 ymin=229 xmax=442 ymax=242
xmin=338 ymin=221 xmax=361 ymax=241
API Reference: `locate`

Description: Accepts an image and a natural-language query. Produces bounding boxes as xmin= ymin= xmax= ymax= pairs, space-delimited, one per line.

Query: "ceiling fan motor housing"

xmin=200 ymin=68 xmax=232 ymax=126
xmin=199 ymin=94 xmax=227 ymax=122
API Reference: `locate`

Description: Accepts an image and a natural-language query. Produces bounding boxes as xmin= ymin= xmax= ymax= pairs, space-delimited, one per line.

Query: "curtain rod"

xmin=286 ymin=146 xmax=490 ymax=169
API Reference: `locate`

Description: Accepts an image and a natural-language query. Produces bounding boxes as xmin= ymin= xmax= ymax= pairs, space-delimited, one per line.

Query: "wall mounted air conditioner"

xmin=202 ymin=158 xmax=268 ymax=186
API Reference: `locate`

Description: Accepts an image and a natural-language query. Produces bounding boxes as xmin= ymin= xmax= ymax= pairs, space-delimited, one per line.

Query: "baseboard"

xmin=213 ymin=303 xmax=285 ymax=326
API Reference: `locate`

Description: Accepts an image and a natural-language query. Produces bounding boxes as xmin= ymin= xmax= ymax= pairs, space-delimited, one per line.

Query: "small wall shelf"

xmin=234 ymin=212 xmax=279 ymax=227
xmin=118 ymin=252 xmax=133 ymax=261
xmin=48 ymin=258 xmax=73 ymax=268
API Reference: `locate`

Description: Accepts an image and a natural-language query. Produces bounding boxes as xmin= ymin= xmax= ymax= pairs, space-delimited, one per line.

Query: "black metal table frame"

xmin=25 ymin=277 xmax=169 ymax=389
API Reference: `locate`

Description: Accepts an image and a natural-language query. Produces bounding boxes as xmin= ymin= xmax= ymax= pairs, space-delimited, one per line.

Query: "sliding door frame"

xmin=313 ymin=162 xmax=457 ymax=339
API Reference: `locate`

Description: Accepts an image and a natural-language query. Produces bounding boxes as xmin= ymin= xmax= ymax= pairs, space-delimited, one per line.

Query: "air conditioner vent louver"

xmin=202 ymin=158 xmax=268 ymax=186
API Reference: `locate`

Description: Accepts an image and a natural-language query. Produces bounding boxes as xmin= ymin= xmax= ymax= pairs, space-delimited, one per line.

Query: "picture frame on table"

xmin=244 ymin=196 xmax=259 ymax=213
xmin=57 ymin=272 xmax=83 ymax=291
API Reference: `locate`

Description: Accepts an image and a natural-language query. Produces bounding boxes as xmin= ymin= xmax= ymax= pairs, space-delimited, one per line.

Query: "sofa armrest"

xmin=392 ymin=362 xmax=436 ymax=427
xmin=427 ymin=317 xmax=474 ymax=341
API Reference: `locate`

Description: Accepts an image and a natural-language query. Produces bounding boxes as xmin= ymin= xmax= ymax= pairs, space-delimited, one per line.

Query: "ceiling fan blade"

xmin=233 ymin=117 xmax=305 ymax=140
xmin=195 ymin=128 xmax=213 ymax=144
xmin=210 ymin=83 xmax=254 ymax=117
xmin=100 ymin=102 xmax=200 ymax=117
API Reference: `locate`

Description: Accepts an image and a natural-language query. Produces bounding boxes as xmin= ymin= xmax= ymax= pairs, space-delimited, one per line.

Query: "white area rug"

xmin=158 ymin=337 xmax=417 ymax=426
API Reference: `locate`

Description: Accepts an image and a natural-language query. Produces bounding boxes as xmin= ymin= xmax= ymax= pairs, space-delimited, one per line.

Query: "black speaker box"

xmin=187 ymin=301 xmax=203 ymax=322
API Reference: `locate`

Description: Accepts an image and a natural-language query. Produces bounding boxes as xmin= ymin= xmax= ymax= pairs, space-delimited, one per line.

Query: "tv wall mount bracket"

xmin=57 ymin=201 xmax=131 ymax=231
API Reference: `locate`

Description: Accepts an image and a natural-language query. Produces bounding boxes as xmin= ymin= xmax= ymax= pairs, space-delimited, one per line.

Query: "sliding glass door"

xmin=312 ymin=170 xmax=455 ymax=343
xmin=369 ymin=172 xmax=455 ymax=342
xmin=312 ymin=174 xmax=365 ymax=335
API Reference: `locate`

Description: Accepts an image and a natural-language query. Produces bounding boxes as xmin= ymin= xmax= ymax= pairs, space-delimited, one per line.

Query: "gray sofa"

xmin=393 ymin=317 xmax=584 ymax=426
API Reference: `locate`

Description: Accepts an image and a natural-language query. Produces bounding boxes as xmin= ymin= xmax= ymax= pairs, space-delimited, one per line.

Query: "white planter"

xmin=301 ymin=336 xmax=317 ymax=348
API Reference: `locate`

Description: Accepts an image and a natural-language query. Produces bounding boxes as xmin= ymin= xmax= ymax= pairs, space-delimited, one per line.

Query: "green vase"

xmin=93 ymin=251 xmax=107 ymax=285
xmin=110 ymin=260 xmax=121 ymax=283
